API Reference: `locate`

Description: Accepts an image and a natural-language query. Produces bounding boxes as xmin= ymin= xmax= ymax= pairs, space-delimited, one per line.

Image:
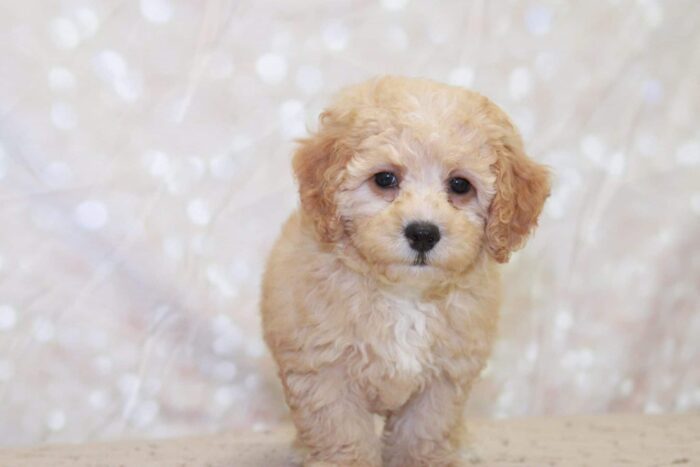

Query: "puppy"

xmin=261 ymin=76 xmax=550 ymax=467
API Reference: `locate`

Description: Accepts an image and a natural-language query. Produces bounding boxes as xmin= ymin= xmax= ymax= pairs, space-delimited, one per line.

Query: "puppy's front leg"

xmin=283 ymin=367 xmax=381 ymax=467
xmin=382 ymin=377 xmax=468 ymax=467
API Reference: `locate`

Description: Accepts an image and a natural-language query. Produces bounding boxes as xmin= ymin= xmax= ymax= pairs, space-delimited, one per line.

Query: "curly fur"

xmin=486 ymin=133 xmax=551 ymax=263
xmin=261 ymin=76 xmax=550 ymax=467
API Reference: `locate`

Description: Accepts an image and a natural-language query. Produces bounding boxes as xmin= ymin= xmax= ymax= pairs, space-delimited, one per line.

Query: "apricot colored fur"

xmin=261 ymin=76 xmax=550 ymax=467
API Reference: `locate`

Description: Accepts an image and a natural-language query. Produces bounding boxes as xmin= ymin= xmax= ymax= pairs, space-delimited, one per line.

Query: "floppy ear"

xmin=485 ymin=136 xmax=551 ymax=263
xmin=292 ymin=113 xmax=353 ymax=243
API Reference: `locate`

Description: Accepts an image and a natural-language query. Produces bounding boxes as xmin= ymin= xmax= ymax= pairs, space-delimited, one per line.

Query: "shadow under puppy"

xmin=261 ymin=76 xmax=550 ymax=467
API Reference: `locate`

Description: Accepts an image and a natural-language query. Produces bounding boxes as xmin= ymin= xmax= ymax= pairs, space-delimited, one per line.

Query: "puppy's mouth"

xmin=412 ymin=252 xmax=428 ymax=266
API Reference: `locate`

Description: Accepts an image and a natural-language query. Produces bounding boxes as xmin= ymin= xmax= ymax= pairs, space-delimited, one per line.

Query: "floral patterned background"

xmin=0 ymin=0 xmax=699 ymax=446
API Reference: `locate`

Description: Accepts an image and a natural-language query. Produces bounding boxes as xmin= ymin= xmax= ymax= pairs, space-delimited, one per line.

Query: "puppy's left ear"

xmin=485 ymin=132 xmax=551 ymax=263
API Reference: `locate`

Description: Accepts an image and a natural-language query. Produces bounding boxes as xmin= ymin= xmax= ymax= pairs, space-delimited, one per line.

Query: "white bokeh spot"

xmin=676 ymin=141 xmax=700 ymax=166
xmin=140 ymin=0 xmax=173 ymax=24
xmin=580 ymin=135 xmax=607 ymax=166
xmin=75 ymin=200 xmax=109 ymax=230
xmin=448 ymin=67 xmax=475 ymax=87
xmin=43 ymin=161 xmax=73 ymax=188
xmin=525 ymin=5 xmax=553 ymax=35
xmin=0 ymin=305 xmax=17 ymax=331
xmin=51 ymin=102 xmax=77 ymax=130
xmin=0 ymin=360 xmax=13 ymax=382
xmin=381 ymin=0 xmax=409 ymax=11
xmin=509 ymin=67 xmax=533 ymax=100
xmin=32 ymin=318 xmax=55 ymax=342
xmin=50 ymin=17 xmax=80 ymax=49
xmin=47 ymin=410 xmax=66 ymax=432
xmin=322 ymin=21 xmax=349 ymax=51
xmin=74 ymin=8 xmax=100 ymax=38
xmin=255 ymin=53 xmax=287 ymax=85
xmin=279 ymin=99 xmax=306 ymax=138
xmin=187 ymin=198 xmax=211 ymax=226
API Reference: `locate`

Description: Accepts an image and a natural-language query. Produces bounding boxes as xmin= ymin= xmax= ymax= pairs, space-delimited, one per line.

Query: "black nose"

xmin=404 ymin=222 xmax=441 ymax=252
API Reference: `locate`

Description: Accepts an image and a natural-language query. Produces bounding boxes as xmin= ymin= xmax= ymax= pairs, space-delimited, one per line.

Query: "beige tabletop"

xmin=0 ymin=414 xmax=698 ymax=467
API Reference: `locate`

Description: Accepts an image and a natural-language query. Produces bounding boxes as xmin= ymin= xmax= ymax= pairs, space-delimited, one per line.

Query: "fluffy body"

xmin=261 ymin=76 xmax=550 ymax=467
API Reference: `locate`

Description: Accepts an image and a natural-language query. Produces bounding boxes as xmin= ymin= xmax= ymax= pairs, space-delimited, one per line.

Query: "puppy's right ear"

xmin=292 ymin=112 xmax=352 ymax=243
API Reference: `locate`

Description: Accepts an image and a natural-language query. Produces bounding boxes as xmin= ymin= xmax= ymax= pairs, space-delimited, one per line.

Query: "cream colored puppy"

xmin=261 ymin=76 xmax=550 ymax=467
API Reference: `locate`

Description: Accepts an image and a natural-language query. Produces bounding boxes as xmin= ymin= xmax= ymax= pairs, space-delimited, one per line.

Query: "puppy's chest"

xmin=352 ymin=291 xmax=444 ymax=409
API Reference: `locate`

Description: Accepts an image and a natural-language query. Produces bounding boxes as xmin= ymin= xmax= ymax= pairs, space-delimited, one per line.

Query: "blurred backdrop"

xmin=1 ymin=0 xmax=699 ymax=447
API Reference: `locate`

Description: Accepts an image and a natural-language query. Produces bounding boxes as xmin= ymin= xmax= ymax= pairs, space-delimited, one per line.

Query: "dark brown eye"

xmin=449 ymin=177 xmax=471 ymax=194
xmin=374 ymin=171 xmax=398 ymax=189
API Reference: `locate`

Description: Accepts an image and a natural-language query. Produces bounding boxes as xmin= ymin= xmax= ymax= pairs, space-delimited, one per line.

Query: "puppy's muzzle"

xmin=404 ymin=221 xmax=440 ymax=252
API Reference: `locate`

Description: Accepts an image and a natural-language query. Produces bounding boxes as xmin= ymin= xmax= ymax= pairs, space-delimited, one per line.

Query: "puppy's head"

xmin=293 ymin=76 xmax=549 ymax=280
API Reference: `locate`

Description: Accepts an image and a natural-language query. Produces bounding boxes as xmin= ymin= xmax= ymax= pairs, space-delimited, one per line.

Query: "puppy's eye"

xmin=449 ymin=177 xmax=471 ymax=194
xmin=374 ymin=171 xmax=398 ymax=189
